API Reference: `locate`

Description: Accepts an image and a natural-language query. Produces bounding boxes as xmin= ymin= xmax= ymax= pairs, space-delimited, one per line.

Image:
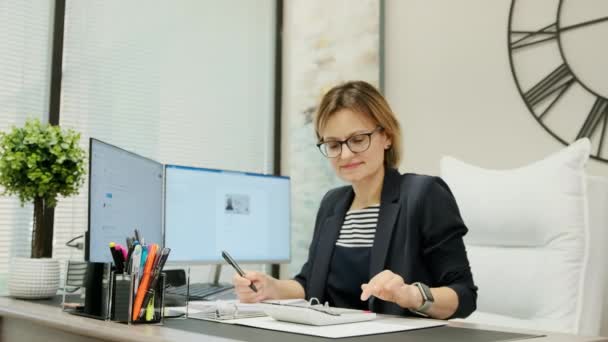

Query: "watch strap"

xmin=409 ymin=282 xmax=433 ymax=316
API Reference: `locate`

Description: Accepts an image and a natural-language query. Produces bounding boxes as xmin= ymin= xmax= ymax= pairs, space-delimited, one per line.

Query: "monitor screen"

xmin=86 ymin=139 xmax=164 ymax=262
xmin=164 ymin=165 xmax=290 ymax=263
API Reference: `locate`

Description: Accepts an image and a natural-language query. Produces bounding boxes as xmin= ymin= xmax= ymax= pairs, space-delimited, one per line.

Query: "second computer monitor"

xmin=87 ymin=138 xmax=164 ymax=263
xmin=164 ymin=165 xmax=290 ymax=263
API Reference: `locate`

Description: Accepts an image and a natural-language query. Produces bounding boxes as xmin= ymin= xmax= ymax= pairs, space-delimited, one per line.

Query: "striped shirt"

xmin=335 ymin=205 xmax=379 ymax=248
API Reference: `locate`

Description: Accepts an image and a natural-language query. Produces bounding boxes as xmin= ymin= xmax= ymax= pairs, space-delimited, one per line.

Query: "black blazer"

xmin=294 ymin=168 xmax=477 ymax=319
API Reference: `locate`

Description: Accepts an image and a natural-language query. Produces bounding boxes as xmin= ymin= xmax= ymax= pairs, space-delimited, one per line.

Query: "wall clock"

xmin=508 ymin=0 xmax=608 ymax=162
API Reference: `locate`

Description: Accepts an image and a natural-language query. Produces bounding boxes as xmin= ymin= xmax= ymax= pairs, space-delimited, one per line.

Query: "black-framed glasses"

xmin=316 ymin=126 xmax=383 ymax=158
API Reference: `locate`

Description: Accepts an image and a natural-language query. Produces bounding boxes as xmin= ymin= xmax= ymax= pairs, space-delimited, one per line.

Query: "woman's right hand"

xmin=233 ymin=271 xmax=278 ymax=303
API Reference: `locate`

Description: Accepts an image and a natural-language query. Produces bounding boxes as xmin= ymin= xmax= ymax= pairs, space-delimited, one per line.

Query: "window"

xmin=0 ymin=0 xmax=53 ymax=278
xmin=55 ymin=0 xmax=277 ymax=281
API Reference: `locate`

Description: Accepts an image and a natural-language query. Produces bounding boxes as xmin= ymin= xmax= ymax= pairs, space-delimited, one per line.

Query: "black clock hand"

xmin=511 ymin=23 xmax=557 ymax=45
xmin=511 ymin=16 xmax=608 ymax=50
xmin=511 ymin=23 xmax=558 ymax=50
xmin=561 ymin=16 xmax=608 ymax=34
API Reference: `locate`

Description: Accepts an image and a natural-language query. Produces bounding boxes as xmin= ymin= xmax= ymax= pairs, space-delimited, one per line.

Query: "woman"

xmin=233 ymin=81 xmax=477 ymax=319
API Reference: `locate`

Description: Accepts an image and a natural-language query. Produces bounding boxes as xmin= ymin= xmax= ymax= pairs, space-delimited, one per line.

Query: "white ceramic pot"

xmin=8 ymin=257 xmax=60 ymax=299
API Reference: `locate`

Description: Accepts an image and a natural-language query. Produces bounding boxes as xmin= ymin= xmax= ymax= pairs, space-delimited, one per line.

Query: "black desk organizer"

xmin=108 ymin=270 xmax=166 ymax=324
xmin=61 ymin=262 xmax=111 ymax=320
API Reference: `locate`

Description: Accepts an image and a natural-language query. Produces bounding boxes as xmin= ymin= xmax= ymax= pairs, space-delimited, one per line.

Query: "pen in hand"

xmin=222 ymin=250 xmax=258 ymax=293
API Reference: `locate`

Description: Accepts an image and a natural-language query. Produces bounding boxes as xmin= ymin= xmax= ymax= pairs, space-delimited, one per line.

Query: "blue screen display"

xmin=164 ymin=165 xmax=290 ymax=263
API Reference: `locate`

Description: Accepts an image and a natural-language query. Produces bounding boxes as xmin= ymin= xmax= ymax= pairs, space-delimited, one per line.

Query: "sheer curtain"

xmin=0 ymin=0 xmax=54 ymax=286
xmin=55 ymin=0 xmax=277 ymax=282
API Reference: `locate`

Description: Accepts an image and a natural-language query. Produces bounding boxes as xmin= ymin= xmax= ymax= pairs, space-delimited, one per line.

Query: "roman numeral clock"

xmin=509 ymin=0 xmax=608 ymax=162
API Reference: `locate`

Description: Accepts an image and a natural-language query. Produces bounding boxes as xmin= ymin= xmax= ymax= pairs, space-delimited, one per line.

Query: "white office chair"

xmin=440 ymin=139 xmax=608 ymax=336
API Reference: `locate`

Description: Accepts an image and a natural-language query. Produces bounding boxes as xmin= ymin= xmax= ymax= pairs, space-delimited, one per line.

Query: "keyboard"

xmin=203 ymin=287 xmax=237 ymax=301
xmin=166 ymin=283 xmax=234 ymax=300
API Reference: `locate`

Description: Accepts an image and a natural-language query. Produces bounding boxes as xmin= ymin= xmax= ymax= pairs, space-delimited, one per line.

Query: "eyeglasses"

xmin=317 ymin=126 xmax=383 ymax=158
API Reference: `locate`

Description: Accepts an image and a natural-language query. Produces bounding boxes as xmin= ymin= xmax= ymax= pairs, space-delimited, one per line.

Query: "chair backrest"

xmin=580 ymin=175 xmax=608 ymax=336
xmin=440 ymin=139 xmax=608 ymax=335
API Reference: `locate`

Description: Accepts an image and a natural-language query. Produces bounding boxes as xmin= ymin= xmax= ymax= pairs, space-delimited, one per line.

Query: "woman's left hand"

xmin=360 ymin=270 xmax=421 ymax=309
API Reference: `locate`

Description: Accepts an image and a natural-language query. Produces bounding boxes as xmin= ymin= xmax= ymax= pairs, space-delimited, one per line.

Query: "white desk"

xmin=0 ymin=297 xmax=606 ymax=342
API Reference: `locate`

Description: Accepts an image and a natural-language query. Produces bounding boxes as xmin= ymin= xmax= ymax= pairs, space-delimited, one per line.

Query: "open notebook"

xmin=188 ymin=298 xmax=374 ymax=325
xmin=187 ymin=300 xmax=266 ymax=321
xmin=186 ymin=298 xmax=446 ymax=338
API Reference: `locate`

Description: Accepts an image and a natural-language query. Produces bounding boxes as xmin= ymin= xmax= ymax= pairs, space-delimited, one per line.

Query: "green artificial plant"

xmin=0 ymin=119 xmax=86 ymax=258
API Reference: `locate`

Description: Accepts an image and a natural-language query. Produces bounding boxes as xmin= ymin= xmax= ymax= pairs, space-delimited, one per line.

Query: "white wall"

xmin=385 ymin=0 xmax=608 ymax=177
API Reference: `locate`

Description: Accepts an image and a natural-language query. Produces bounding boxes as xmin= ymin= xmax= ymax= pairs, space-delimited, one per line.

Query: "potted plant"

xmin=0 ymin=118 xmax=86 ymax=298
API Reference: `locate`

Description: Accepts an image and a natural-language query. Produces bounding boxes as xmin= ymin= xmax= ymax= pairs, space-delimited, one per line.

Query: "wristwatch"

xmin=409 ymin=282 xmax=434 ymax=316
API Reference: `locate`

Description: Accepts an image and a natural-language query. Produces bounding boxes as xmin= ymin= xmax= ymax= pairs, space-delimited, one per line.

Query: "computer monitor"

xmin=86 ymin=138 xmax=164 ymax=262
xmin=164 ymin=165 xmax=290 ymax=263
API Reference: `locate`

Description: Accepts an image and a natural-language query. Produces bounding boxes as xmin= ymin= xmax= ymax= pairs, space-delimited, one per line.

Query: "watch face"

xmin=509 ymin=0 xmax=608 ymax=162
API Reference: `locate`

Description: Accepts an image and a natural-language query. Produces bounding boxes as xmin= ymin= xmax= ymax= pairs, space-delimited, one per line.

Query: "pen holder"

xmin=109 ymin=270 xmax=165 ymax=324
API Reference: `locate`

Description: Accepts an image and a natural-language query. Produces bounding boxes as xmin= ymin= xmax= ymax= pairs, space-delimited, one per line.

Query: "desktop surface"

xmin=164 ymin=165 xmax=290 ymax=263
xmin=165 ymin=318 xmax=541 ymax=342
xmin=2 ymin=296 xmax=605 ymax=342
xmin=8 ymin=296 xmax=539 ymax=341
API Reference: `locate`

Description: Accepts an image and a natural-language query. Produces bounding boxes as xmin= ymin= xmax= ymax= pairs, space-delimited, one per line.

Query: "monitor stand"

xmin=207 ymin=264 xmax=232 ymax=291
xmin=270 ymin=264 xmax=279 ymax=279
xmin=212 ymin=264 xmax=223 ymax=286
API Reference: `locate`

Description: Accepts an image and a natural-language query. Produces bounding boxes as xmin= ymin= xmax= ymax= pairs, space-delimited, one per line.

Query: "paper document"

xmin=235 ymin=316 xmax=446 ymax=338
xmin=186 ymin=300 xmax=445 ymax=338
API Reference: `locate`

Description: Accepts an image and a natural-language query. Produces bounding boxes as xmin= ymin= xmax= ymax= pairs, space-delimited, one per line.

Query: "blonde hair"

xmin=314 ymin=81 xmax=402 ymax=169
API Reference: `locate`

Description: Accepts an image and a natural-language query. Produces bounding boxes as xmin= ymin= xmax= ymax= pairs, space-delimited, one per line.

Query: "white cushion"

xmin=462 ymin=311 xmax=564 ymax=333
xmin=581 ymin=175 xmax=608 ymax=336
xmin=440 ymin=139 xmax=591 ymax=334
